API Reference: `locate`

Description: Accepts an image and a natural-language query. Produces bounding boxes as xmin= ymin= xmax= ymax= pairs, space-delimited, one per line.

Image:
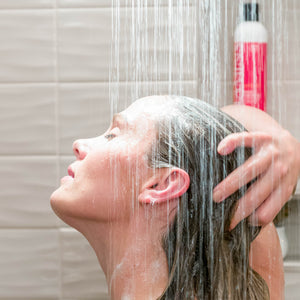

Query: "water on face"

xmin=108 ymin=0 xmax=300 ymax=298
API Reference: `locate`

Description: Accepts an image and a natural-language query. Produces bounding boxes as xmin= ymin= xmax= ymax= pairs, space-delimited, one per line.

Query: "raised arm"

xmin=214 ymin=104 xmax=300 ymax=229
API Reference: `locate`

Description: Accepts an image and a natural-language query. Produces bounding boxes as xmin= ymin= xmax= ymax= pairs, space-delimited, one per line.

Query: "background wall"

xmin=0 ymin=0 xmax=299 ymax=299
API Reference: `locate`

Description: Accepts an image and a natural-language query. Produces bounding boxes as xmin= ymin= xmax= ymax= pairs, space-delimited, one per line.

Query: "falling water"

xmin=108 ymin=0 xmax=300 ymax=299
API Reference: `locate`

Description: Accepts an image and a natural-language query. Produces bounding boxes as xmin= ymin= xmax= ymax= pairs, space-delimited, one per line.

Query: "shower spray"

xmin=233 ymin=2 xmax=268 ymax=111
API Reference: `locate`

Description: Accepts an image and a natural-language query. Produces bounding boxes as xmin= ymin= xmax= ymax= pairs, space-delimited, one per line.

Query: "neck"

xmin=73 ymin=217 xmax=169 ymax=300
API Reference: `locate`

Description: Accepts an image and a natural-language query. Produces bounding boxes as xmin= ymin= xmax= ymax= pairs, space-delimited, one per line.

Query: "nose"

xmin=72 ymin=139 xmax=90 ymax=160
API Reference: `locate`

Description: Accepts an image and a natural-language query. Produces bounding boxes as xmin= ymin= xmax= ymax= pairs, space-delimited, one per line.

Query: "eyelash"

xmin=104 ymin=133 xmax=116 ymax=140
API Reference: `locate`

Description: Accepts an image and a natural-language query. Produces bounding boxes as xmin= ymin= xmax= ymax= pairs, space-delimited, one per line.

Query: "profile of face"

xmin=50 ymin=96 xmax=176 ymax=226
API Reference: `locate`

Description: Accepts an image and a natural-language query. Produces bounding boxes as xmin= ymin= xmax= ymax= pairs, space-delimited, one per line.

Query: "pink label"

xmin=233 ymin=42 xmax=267 ymax=111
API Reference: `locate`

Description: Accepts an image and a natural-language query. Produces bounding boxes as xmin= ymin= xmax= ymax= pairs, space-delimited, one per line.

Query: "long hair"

xmin=146 ymin=96 xmax=269 ymax=300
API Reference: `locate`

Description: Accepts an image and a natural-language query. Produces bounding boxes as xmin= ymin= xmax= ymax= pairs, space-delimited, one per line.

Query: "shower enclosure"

xmin=0 ymin=0 xmax=299 ymax=299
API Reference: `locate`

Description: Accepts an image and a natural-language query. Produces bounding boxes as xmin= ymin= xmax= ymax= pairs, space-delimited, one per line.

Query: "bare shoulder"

xmin=220 ymin=104 xmax=283 ymax=132
xmin=250 ymin=222 xmax=285 ymax=300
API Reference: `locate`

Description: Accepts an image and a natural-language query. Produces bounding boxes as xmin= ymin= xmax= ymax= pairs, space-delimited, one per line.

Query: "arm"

xmin=215 ymin=104 xmax=300 ymax=228
xmin=218 ymin=105 xmax=298 ymax=299
xmin=249 ymin=222 xmax=284 ymax=300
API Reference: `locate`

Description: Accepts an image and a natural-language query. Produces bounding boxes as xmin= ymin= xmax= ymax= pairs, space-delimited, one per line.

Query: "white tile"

xmin=0 ymin=10 xmax=55 ymax=82
xmin=57 ymin=7 xmax=197 ymax=82
xmin=58 ymin=81 xmax=197 ymax=155
xmin=60 ymin=228 xmax=109 ymax=299
xmin=0 ymin=84 xmax=56 ymax=155
xmin=0 ymin=0 xmax=54 ymax=9
xmin=0 ymin=229 xmax=60 ymax=298
xmin=0 ymin=156 xmax=60 ymax=228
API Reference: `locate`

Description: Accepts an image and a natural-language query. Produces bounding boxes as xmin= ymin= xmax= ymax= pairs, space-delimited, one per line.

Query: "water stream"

xmin=108 ymin=0 xmax=300 ymax=298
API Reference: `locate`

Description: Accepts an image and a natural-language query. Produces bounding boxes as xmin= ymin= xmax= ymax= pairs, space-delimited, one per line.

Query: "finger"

xmin=247 ymin=179 xmax=295 ymax=227
xmin=213 ymin=146 xmax=273 ymax=203
xmin=217 ymin=131 xmax=273 ymax=155
xmin=229 ymin=164 xmax=285 ymax=230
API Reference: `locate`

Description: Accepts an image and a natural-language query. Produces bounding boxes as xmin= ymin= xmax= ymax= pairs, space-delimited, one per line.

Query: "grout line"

xmin=0 ymin=5 xmax=196 ymax=12
xmin=53 ymin=0 xmax=63 ymax=298
xmin=0 ymin=79 xmax=199 ymax=85
xmin=0 ymin=226 xmax=64 ymax=230
xmin=0 ymin=154 xmax=65 ymax=158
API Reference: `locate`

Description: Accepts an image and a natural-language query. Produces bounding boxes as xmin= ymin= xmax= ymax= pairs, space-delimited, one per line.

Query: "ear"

xmin=138 ymin=168 xmax=190 ymax=205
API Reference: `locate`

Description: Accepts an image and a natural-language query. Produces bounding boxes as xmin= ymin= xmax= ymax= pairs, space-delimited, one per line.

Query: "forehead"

xmin=122 ymin=96 xmax=172 ymax=125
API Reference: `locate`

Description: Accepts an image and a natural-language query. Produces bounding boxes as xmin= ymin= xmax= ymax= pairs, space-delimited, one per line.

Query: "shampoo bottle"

xmin=233 ymin=2 xmax=268 ymax=111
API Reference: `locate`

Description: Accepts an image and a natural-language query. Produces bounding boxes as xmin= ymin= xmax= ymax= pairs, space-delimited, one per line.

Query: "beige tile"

xmin=0 ymin=156 xmax=59 ymax=227
xmin=57 ymin=156 xmax=75 ymax=228
xmin=58 ymin=0 xmax=196 ymax=8
xmin=260 ymin=1 xmax=300 ymax=81
xmin=61 ymin=298 xmax=109 ymax=300
xmin=0 ymin=10 xmax=55 ymax=82
xmin=57 ymin=7 xmax=197 ymax=82
xmin=0 ymin=84 xmax=56 ymax=155
xmin=285 ymin=270 xmax=300 ymax=300
xmin=198 ymin=1 xmax=237 ymax=83
xmin=287 ymin=0 xmax=300 ymax=10
xmin=60 ymin=228 xmax=109 ymax=299
xmin=58 ymin=83 xmax=111 ymax=155
xmin=0 ymin=0 xmax=54 ymax=9
xmin=58 ymin=81 xmax=197 ymax=155
xmin=283 ymin=8 xmax=300 ymax=80
xmin=267 ymin=81 xmax=300 ymax=141
xmin=0 ymin=229 xmax=60 ymax=298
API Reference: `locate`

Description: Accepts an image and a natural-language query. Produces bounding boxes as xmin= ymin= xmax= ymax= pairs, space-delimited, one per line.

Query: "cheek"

xmin=82 ymin=144 xmax=141 ymax=202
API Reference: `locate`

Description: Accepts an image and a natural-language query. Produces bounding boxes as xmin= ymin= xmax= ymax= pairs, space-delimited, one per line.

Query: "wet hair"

xmin=147 ymin=96 xmax=269 ymax=300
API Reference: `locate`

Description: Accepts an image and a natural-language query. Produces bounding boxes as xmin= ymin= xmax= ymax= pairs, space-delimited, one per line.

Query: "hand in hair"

xmin=214 ymin=105 xmax=300 ymax=229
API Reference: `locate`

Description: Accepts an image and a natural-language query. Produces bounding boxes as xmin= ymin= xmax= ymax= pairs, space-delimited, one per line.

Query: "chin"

xmin=50 ymin=187 xmax=76 ymax=222
xmin=50 ymin=187 xmax=99 ymax=227
xmin=50 ymin=188 xmax=67 ymax=220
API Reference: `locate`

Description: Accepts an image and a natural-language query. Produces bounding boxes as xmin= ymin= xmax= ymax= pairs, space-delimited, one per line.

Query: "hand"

xmin=213 ymin=130 xmax=300 ymax=230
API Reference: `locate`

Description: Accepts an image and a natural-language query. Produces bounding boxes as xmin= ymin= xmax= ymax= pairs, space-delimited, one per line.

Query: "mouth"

xmin=67 ymin=165 xmax=75 ymax=178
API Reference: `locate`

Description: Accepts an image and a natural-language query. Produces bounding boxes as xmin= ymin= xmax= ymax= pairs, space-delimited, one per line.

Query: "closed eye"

xmin=104 ymin=133 xmax=116 ymax=140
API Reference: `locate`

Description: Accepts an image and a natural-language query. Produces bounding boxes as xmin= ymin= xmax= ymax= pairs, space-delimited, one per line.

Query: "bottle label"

xmin=233 ymin=42 xmax=267 ymax=111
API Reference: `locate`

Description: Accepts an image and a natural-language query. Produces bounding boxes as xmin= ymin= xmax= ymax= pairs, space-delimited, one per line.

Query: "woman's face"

xmin=50 ymin=96 xmax=169 ymax=223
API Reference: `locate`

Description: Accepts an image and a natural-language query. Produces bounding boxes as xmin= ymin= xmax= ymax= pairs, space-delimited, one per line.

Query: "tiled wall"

xmin=0 ymin=1 xmax=299 ymax=299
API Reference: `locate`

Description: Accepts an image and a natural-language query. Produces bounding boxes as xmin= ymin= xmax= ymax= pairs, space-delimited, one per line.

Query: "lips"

xmin=67 ymin=165 xmax=75 ymax=178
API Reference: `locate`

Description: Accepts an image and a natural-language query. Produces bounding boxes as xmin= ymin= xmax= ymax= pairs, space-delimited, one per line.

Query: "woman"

xmin=50 ymin=95 xmax=299 ymax=299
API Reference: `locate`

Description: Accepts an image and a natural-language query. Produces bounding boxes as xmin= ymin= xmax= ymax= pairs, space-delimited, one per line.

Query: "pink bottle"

xmin=233 ymin=2 xmax=268 ymax=111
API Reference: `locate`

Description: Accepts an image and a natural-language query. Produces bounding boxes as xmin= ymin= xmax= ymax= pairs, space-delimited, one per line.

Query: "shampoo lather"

xmin=233 ymin=3 xmax=267 ymax=111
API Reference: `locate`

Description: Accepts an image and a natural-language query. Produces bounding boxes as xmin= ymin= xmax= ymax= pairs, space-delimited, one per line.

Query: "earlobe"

xmin=138 ymin=168 xmax=190 ymax=205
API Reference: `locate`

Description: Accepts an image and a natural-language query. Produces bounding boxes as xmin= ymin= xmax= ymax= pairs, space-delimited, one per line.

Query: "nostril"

xmin=73 ymin=139 xmax=91 ymax=160
xmin=75 ymin=148 xmax=80 ymax=157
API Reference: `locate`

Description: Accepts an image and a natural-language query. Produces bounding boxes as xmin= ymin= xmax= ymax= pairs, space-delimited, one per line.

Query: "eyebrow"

xmin=112 ymin=113 xmax=128 ymax=128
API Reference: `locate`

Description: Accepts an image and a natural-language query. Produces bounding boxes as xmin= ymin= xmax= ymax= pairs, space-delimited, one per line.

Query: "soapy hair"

xmin=147 ymin=96 xmax=269 ymax=300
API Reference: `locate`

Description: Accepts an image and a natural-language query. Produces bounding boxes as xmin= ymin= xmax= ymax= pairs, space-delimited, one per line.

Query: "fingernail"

xmin=217 ymin=144 xmax=228 ymax=155
xmin=213 ymin=190 xmax=223 ymax=202
xmin=229 ymin=220 xmax=236 ymax=231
